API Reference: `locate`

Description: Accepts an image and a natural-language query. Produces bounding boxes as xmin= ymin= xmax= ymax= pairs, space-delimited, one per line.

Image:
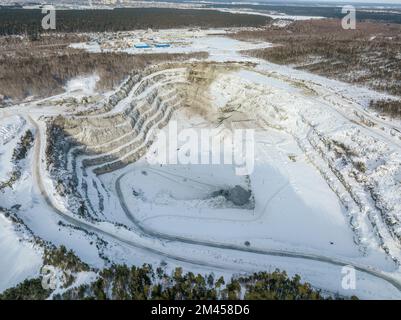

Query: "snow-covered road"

xmin=21 ymin=114 xmax=401 ymax=298
xmin=2 ymin=30 xmax=401 ymax=298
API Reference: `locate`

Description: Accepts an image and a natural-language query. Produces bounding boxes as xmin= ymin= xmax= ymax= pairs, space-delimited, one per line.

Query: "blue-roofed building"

xmin=155 ymin=43 xmax=171 ymax=48
xmin=134 ymin=43 xmax=151 ymax=49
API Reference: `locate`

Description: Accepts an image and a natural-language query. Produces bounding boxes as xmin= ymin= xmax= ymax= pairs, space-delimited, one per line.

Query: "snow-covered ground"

xmin=115 ymin=112 xmax=359 ymax=258
xmin=17 ymin=1 xmax=325 ymax=22
xmin=0 ymin=115 xmax=26 ymax=181
xmin=213 ymin=8 xmax=324 ymax=21
xmin=0 ymin=214 xmax=42 ymax=292
xmin=1 ymin=28 xmax=401 ymax=299
xmin=64 ymin=74 xmax=100 ymax=96
xmin=70 ymin=28 xmax=272 ymax=58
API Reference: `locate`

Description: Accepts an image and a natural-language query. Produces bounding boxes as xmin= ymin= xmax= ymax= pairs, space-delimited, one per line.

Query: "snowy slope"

xmin=1 ymin=29 xmax=401 ymax=299
xmin=0 ymin=214 xmax=42 ymax=293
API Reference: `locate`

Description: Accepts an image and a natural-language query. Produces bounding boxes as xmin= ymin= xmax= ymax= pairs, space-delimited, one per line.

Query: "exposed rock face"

xmin=227 ymin=185 xmax=252 ymax=206
xmin=45 ymin=62 xmax=248 ymax=220
xmin=213 ymin=185 xmax=252 ymax=206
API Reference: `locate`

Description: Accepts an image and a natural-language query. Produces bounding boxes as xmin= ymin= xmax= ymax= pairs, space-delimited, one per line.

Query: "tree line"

xmin=0 ymin=245 xmax=356 ymax=300
xmin=0 ymin=8 xmax=270 ymax=36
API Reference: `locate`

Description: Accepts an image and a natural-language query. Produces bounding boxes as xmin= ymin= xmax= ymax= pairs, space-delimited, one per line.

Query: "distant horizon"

xmin=2 ymin=0 xmax=401 ymax=4
xmin=202 ymin=0 xmax=401 ymax=5
xmin=2 ymin=0 xmax=401 ymax=7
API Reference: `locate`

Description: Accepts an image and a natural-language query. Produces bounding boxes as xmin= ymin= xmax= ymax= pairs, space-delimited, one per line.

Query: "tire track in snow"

xmin=23 ymin=88 xmax=401 ymax=295
xmin=114 ymin=169 xmax=401 ymax=293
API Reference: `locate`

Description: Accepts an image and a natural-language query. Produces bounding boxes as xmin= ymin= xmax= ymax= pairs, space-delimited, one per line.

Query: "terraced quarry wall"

xmin=44 ymin=62 xmax=240 ymax=217
xmin=42 ymin=60 xmax=401 ymax=273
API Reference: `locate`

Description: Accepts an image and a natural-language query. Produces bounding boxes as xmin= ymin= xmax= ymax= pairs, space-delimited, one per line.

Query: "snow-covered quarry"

xmin=1 ymin=29 xmax=401 ymax=299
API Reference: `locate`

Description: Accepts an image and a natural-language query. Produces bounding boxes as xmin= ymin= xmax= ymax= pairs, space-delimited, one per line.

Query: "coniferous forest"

xmin=0 ymin=8 xmax=271 ymax=36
